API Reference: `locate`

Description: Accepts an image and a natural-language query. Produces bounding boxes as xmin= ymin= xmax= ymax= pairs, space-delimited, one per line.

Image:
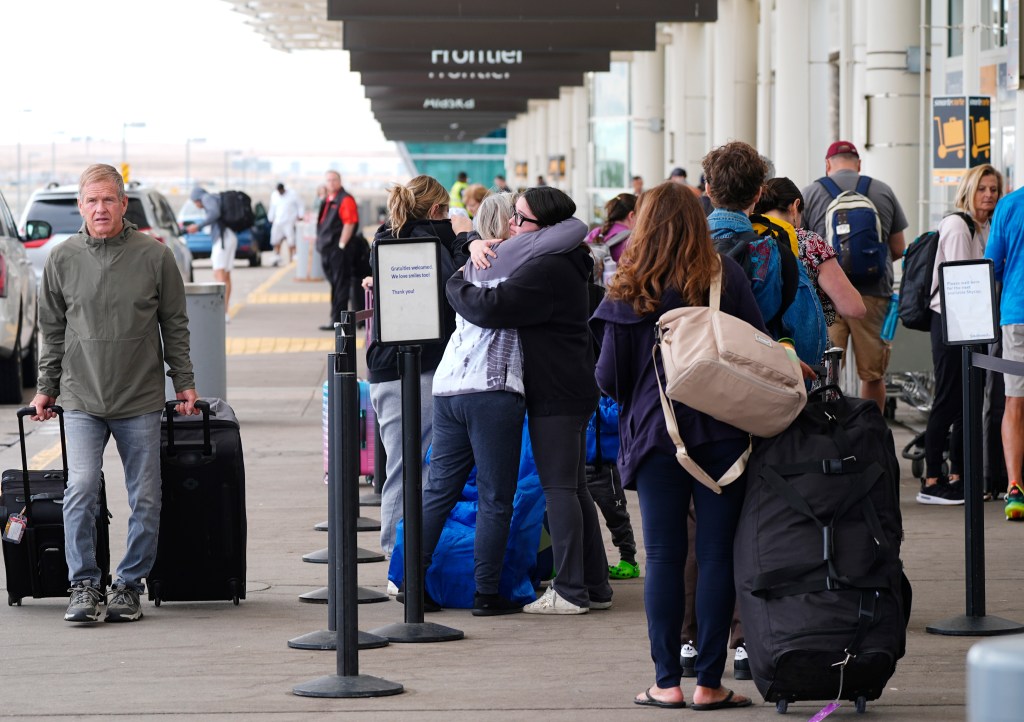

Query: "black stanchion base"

xmin=287 ymin=629 xmax=389 ymax=651
xmin=367 ymin=621 xmax=465 ymax=643
xmin=315 ymin=517 xmax=381 ymax=533
xmin=293 ymin=673 xmax=403 ymax=698
xmin=360 ymin=492 xmax=382 ymax=507
xmin=298 ymin=586 xmax=389 ymax=604
xmin=301 ymin=547 xmax=386 ymax=564
xmin=358 ymin=516 xmax=382 ymax=532
xmin=926 ymin=614 xmax=1024 ymax=636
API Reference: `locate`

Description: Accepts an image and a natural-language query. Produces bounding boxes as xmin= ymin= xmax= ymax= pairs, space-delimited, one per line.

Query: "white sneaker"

xmin=680 ymin=641 xmax=698 ymax=677
xmin=386 ymin=580 xmax=399 ymax=597
xmin=521 ymin=586 xmax=588 ymax=615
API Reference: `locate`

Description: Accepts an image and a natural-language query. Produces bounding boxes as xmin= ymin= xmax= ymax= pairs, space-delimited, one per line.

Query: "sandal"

xmin=609 ymin=560 xmax=640 ymax=579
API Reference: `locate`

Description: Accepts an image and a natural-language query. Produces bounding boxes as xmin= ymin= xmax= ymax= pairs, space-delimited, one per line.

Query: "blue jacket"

xmin=985 ymin=187 xmax=1024 ymax=326
xmin=195 ymin=191 xmax=224 ymax=243
xmin=591 ymin=254 xmax=767 ymax=488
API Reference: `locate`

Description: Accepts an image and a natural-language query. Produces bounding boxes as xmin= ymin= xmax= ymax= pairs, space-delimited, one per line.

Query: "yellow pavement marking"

xmin=30 ymin=441 xmax=63 ymax=470
xmin=246 ymin=292 xmax=330 ymax=304
xmin=248 ymin=262 xmax=298 ymax=299
xmin=226 ymin=336 xmax=364 ymax=355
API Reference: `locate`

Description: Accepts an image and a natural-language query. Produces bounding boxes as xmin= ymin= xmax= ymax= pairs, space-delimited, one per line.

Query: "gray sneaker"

xmin=65 ymin=581 xmax=104 ymax=623
xmin=105 ymin=583 xmax=144 ymax=623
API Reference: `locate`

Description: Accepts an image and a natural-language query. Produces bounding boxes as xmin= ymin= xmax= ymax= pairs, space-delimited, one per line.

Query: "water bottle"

xmin=880 ymin=292 xmax=899 ymax=342
xmin=602 ymin=257 xmax=617 ymax=287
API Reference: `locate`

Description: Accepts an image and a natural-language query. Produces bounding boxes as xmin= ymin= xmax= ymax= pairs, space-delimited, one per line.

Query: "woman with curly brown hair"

xmin=593 ymin=181 xmax=756 ymax=711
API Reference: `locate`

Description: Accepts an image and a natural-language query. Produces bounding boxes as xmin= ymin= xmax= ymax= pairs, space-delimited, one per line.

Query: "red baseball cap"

xmin=825 ymin=140 xmax=859 ymax=159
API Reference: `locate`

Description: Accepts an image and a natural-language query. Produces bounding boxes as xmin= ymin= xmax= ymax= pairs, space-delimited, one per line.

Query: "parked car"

xmin=0 ymin=189 xmax=40 ymax=404
xmin=177 ymin=198 xmax=262 ymax=267
xmin=18 ymin=183 xmax=194 ymax=283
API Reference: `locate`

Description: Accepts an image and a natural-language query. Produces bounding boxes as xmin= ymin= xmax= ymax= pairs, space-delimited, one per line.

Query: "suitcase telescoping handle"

xmin=164 ymin=400 xmax=212 ymax=456
xmin=15 ymin=405 xmax=68 ymax=506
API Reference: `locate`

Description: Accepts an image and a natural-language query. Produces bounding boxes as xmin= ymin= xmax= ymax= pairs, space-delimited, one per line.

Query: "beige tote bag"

xmin=653 ymin=259 xmax=806 ymax=493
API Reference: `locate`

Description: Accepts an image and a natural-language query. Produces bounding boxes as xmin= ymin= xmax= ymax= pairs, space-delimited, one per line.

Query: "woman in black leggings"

xmin=919 ymin=164 xmax=1002 ymax=505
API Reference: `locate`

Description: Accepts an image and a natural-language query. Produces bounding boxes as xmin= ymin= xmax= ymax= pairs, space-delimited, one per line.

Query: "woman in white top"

xmin=919 ymin=164 xmax=1002 ymax=505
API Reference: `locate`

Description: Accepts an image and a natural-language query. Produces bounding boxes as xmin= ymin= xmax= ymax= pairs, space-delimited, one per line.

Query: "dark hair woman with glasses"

xmin=447 ymin=186 xmax=613 ymax=615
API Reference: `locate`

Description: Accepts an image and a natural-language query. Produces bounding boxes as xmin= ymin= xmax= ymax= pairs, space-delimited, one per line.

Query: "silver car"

xmin=19 ymin=183 xmax=194 ymax=283
xmin=0 ymin=189 xmax=39 ymax=404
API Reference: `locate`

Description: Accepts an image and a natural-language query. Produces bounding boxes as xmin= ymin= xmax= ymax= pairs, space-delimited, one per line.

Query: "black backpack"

xmin=734 ymin=387 xmax=910 ymax=709
xmin=219 ymin=190 xmax=255 ymax=232
xmin=897 ymin=212 xmax=974 ymax=332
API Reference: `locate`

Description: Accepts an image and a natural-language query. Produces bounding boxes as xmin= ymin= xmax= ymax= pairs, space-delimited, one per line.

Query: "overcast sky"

xmin=3 ymin=0 xmax=390 ymax=154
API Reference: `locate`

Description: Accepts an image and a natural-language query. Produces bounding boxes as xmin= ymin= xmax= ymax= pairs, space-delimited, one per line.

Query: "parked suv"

xmin=0 ymin=189 xmax=40 ymax=404
xmin=18 ymin=183 xmax=194 ymax=283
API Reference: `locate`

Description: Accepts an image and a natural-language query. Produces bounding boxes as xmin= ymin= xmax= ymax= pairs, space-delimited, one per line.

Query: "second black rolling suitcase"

xmin=147 ymin=399 xmax=246 ymax=605
xmin=1 ymin=406 xmax=110 ymax=606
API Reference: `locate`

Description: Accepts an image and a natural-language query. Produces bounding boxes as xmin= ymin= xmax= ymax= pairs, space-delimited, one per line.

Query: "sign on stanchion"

xmin=927 ymin=260 xmax=1024 ymax=637
xmin=291 ymin=332 xmax=400 ymax=697
xmin=366 ymin=236 xmax=462 ymax=644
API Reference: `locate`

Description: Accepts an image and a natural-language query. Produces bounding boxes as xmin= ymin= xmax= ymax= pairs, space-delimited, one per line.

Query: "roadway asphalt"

xmin=1 ymin=255 xmax=1021 ymax=721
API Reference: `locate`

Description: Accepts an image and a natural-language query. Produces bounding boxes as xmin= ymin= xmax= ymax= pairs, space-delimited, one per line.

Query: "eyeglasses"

xmin=513 ymin=208 xmax=539 ymax=227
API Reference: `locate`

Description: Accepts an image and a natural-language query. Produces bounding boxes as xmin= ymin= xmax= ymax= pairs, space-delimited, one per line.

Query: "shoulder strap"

xmin=855 ymin=175 xmax=872 ymax=196
xmin=605 ymin=229 xmax=631 ymax=248
xmin=950 ymin=211 xmax=976 ymax=236
xmin=817 ymin=177 xmax=842 ymax=200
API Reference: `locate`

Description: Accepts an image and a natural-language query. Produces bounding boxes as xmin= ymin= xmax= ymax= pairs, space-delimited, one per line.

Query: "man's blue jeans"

xmin=63 ymin=410 xmax=163 ymax=593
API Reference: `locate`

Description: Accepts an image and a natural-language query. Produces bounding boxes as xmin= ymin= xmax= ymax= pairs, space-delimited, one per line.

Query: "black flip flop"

xmin=634 ymin=688 xmax=687 ymax=709
xmin=691 ymin=689 xmax=753 ymax=711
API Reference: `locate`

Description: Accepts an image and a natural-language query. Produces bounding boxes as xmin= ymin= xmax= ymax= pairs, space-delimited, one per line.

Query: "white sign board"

xmin=939 ymin=259 xmax=999 ymax=345
xmin=372 ymin=237 xmax=443 ymax=346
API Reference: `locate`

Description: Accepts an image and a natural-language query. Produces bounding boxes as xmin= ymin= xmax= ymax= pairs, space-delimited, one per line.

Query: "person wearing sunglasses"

xmin=447 ymin=186 xmax=613 ymax=615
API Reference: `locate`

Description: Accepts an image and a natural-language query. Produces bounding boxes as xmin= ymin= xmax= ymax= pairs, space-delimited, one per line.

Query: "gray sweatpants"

xmin=370 ymin=372 xmax=435 ymax=558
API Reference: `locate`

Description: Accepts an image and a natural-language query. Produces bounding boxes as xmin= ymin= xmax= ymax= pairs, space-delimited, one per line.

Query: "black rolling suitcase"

xmin=148 ymin=399 xmax=246 ymax=606
xmin=734 ymin=384 xmax=911 ymax=715
xmin=1 ymin=406 xmax=110 ymax=606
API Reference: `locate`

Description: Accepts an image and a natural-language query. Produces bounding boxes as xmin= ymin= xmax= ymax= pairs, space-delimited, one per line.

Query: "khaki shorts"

xmin=1003 ymin=325 xmax=1024 ymax=397
xmin=828 ymin=295 xmax=891 ymax=382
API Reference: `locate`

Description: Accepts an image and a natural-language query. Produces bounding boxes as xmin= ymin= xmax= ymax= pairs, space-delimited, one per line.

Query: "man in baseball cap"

xmin=825 ymin=140 xmax=860 ymax=159
xmin=800 ymin=141 xmax=909 ymax=418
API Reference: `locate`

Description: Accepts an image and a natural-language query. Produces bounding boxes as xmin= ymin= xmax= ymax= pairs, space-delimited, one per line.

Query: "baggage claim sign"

xmin=932 ymin=95 xmax=992 ymax=186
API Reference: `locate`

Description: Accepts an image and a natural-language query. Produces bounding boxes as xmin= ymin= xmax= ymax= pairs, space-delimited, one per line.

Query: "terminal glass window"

xmin=949 ymin=0 xmax=964 ymax=57
xmin=590 ymin=61 xmax=631 ymax=211
xmin=980 ymin=0 xmax=1008 ymax=50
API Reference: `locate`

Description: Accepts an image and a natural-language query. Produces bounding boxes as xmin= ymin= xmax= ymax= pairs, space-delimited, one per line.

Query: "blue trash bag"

xmin=389 ymin=420 xmax=545 ymax=607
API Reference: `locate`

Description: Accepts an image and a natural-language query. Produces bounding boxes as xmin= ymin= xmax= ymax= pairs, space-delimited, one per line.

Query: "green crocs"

xmin=609 ymin=560 xmax=640 ymax=579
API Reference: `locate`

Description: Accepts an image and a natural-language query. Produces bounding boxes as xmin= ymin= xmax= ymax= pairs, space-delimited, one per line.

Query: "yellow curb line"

xmin=29 ymin=441 xmax=63 ymax=470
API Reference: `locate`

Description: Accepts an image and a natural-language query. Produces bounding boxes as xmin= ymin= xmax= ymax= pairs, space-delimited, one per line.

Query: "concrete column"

xmin=568 ymin=84 xmax=591 ymax=210
xmin=863 ymin=0 xmax=920 ymax=237
xmin=962 ymin=0 xmax=981 ymax=96
xmin=664 ymin=22 xmax=711 ymax=179
xmin=711 ymin=0 xmax=758 ymax=146
xmin=756 ymin=0 xmax=772 ymax=154
xmin=528 ymin=100 xmax=548 ymax=186
xmin=555 ymin=91 xmax=573 ymax=190
xmin=772 ymin=0 xmax=811 ymax=180
xmin=630 ymin=43 xmax=666 ymax=184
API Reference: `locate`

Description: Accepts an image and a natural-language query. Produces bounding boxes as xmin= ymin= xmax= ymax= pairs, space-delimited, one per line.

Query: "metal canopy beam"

xmin=343 ymin=20 xmax=657 ymax=53
xmin=329 ymin=0 xmax=717 ymax=22
xmin=364 ymin=85 xmax=564 ymax=100
xmin=348 ymin=50 xmax=611 ymax=73
xmin=358 ymin=71 xmax=584 ymax=90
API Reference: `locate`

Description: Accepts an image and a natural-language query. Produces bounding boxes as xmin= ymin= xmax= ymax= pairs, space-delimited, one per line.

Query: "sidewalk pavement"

xmin=1 ymin=264 xmax=1021 ymax=721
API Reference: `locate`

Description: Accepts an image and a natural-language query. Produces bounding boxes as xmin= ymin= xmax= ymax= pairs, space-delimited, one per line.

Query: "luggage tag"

xmin=807 ymin=702 xmax=840 ymax=721
xmin=3 ymin=508 xmax=27 ymax=544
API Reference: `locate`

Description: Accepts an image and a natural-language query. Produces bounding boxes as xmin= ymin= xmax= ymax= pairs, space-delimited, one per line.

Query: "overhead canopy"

xmin=225 ymin=0 xmax=718 ymax=142
xmin=328 ymin=0 xmax=717 ymax=22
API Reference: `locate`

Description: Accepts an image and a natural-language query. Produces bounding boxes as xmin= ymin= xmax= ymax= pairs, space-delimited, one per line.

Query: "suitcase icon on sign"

xmin=934 ymin=115 xmax=966 ymax=159
xmin=971 ymin=116 xmax=991 ymax=160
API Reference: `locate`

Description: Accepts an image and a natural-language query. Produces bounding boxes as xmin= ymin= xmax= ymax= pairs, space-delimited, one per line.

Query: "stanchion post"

xmin=926 ymin=346 xmax=1024 ymax=636
xmin=366 ymin=345 xmax=463 ymax=643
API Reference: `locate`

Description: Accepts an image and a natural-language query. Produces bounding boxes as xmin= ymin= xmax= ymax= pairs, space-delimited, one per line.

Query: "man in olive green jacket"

xmin=30 ymin=163 xmax=199 ymax=624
